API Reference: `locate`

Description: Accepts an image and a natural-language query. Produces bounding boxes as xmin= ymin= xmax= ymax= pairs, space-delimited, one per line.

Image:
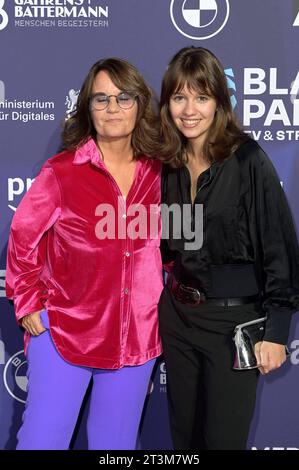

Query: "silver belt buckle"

xmin=182 ymin=285 xmax=204 ymax=306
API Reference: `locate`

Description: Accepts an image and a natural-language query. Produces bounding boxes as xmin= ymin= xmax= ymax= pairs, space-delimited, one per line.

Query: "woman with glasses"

xmin=6 ymin=58 xmax=163 ymax=450
xmin=158 ymin=47 xmax=299 ymax=450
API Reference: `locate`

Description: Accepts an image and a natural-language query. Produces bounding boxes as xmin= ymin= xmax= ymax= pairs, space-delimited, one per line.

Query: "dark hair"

xmin=159 ymin=47 xmax=249 ymax=167
xmin=62 ymin=57 xmax=159 ymax=159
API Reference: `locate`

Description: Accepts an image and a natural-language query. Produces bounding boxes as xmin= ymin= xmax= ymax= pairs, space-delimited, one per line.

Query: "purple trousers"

xmin=17 ymin=310 xmax=155 ymax=450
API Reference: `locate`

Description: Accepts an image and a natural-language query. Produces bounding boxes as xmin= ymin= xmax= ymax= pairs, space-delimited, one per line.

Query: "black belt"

xmin=167 ymin=274 xmax=259 ymax=307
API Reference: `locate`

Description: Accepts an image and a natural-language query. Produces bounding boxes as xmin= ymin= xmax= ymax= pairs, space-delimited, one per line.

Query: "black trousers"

xmin=158 ymin=286 xmax=260 ymax=450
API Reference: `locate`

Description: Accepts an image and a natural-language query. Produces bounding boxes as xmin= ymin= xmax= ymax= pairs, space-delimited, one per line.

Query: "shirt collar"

xmin=72 ymin=138 xmax=104 ymax=168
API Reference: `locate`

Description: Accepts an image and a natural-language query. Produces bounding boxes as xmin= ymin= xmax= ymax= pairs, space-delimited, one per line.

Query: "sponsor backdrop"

xmin=0 ymin=0 xmax=299 ymax=450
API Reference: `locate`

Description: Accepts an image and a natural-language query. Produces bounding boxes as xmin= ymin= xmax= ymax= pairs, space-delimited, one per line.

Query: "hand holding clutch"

xmin=254 ymin=341 xmax=289 ymax=375
xmin=233 ymin=316 xmax=289 ymax=370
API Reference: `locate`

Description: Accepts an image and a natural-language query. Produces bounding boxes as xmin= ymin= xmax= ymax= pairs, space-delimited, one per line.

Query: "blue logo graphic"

xmin=170 ymin=0 xmax=230 ymax=40
xmin=225 ymin=68 xmax=237 ymax=109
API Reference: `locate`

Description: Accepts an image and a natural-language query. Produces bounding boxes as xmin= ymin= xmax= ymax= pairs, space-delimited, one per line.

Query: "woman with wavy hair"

xmin=6 ymin=58 xmax=163 ymax=449
xmin=158 ymin=46 xmax=299 ymax=450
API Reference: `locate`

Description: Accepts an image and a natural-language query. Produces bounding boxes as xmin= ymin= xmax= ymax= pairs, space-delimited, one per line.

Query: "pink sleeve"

xmin=6 ymin=165 xmax=61 ymax=323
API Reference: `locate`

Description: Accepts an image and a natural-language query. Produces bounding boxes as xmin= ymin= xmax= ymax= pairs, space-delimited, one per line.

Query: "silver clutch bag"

xmin=233 ymin=316 xmax=290 ymax=370
xmin=233 ymin=316 xmax=267 ymax=370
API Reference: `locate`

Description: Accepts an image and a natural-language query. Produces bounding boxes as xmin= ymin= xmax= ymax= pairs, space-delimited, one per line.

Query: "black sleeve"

xmin=245 ymin=142 xmax=299 ymax=344
xmin=160 ymin=164 xmax=177 ymax=270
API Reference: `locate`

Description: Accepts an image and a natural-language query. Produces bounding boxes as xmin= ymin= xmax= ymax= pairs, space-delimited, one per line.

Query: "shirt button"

xmin=124 ymin=288 xmax=129 ymax=294
xmin=125 ymin=251 xmax=131 ymax=257
xmin=122 ymin=214 xmax=127 ymax=219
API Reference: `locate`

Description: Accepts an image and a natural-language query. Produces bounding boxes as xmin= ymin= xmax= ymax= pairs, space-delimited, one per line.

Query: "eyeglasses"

xmin=90 ymin=92 xmax=138 ymax=111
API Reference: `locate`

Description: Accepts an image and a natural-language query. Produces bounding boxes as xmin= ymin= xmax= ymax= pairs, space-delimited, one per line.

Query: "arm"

xmin=160 ymin=164 xmax=176 ymax=275
xmin=6 ymin=164 xmax=61 ymax=326
xmin=246 ymin=143 xmax=299 ymax=372
xmin=160 ymin=238 xmax=175 ymax=274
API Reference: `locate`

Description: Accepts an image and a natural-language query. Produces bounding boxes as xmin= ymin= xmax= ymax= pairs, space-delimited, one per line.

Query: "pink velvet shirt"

xmin=6 ymin=138 xmax=163 ymax=368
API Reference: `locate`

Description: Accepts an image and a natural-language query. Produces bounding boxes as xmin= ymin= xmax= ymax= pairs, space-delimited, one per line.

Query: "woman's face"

xmin=90 ymin=70 xmax=138 ymax=143
xmin=169 ymin=84 xmax=217 ymax=147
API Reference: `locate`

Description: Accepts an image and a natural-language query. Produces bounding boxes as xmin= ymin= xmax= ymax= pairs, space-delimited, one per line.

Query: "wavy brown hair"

xmin=160 ymin=47 xmax=249 ymax=167
xmin=62 ymin=58 xmax=159 ymax=159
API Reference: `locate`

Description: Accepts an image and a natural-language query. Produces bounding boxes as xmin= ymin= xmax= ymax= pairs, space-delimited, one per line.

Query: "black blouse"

xmin=161 ymin=139 xmax=299 ymax=344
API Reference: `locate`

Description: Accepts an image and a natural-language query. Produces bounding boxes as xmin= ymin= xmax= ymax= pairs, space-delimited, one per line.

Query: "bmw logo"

xmin=170 ymin=0 xmax=230 ymax=40
xmin=3 ymin=351 xmax=28 ymax=404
